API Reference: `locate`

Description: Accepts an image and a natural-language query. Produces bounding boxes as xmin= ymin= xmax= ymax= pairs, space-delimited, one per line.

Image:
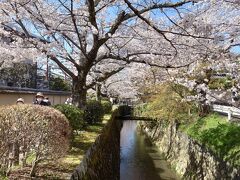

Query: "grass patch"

xmin=0 ymin=174 xmax=8 ymax=180
xmin=180 ymin=113 xmax=227 ymax=138
xmin=180 ymin=113 xmax=240 ymax=168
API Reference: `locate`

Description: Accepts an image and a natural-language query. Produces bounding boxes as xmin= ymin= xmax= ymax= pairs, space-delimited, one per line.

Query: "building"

xmin=0 ymin=61 xmax=38 ymax=88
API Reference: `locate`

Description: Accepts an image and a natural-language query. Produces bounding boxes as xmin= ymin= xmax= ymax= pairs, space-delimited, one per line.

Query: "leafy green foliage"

xmin=0 ymin=62 xmax=37 ymax=88
xmin=101 ymin=100 xmax=112 ymax=114
xmin=143 ymin=83 xmax=197 ymax=123
xmin=53 ymin=104 xmax=85 ymax=131
xmin=182 ymin=113 xmax=240 ymax=168
xmin=134 ymin=103 xmax=148 ymax=117
xmin=49 ymin=76 xmax=71 ymax=91
xmin=84 ymin=100 xmax=104 ymax=124
xmin=208 ymin=77 xmax=233 ymax=90
xmin=200 ymin=124 xmax=240 ymax=167
xmin=182 ymin=113 xmax=227 ymax=139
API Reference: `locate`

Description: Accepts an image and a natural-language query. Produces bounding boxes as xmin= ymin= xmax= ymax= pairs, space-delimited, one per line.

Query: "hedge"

xmin=0 ymin=105 xmax=71 ymax=177
xmin=54 ymin=104 xmax=85 ymax=131
xmin=84 ymin=100 xmax=104 ymax=124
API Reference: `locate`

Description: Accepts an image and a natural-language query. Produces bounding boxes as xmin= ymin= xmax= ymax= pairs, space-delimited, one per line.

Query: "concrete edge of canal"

xmin=71 ymin=109 xmax=122 ymax=180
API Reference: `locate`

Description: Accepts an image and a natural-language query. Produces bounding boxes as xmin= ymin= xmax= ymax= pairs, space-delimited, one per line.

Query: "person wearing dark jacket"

xmin=43 ymin=97 xmax=51 ymax=106
xmin=33 ymin=92 xmax=48 ymax=106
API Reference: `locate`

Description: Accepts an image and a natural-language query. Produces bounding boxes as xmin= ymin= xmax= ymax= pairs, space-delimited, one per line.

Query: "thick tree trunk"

xmin=72 ymin=73 xmax=88 ymax=109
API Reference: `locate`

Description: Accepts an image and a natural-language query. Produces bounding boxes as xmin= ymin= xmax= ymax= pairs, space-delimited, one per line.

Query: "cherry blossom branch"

xmin=123 ymin=0 xmax=178 ymax=54
xmin=86 ymin=66 xmax=126 ymax=88
xmin=100 ymin=53 xmax=194 ymax=69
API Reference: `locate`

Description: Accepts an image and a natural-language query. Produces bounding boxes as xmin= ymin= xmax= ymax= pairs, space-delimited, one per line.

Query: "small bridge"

xmin=116 ymin=105 xmax=154 ymax=121
xmin=116 ymin=115 xmax=154 ymax=121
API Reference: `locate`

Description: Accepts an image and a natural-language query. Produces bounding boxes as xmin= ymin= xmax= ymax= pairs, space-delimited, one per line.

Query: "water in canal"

xmin=120 ymin=120 xmax=179 ymax=180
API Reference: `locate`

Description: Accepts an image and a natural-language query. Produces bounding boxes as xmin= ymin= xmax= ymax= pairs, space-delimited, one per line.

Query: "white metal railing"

xmin=212 ymin=104 xmax=240 ymax=121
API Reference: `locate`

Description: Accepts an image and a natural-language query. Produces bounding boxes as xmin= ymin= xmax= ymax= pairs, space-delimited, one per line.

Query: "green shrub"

xmin=182 ymin=113 xmax=240 ymax=168
xmin=84 ymin=100 xmax=104 ymax=124
xmin=208 ymin=77 xmax=233 ymax=90
xmin=0 ymin=105 xmax=70 ymax=176
xmin=101 ymin=100 xmax=112 ymax=114
xmin=134 ymin=103 xmax=147 ymax=116
xmin=54 ymin=104 xmax=85 ymax=131
xmin=144 ymin=83 xmax=196 ymax=123
xmin=200 ymin=123 xmax=240 ymax=168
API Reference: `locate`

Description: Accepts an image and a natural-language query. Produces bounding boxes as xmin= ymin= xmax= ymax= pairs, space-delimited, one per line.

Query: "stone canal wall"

xmin=71 ymin=111 xmax=122 ymax=180
xmin=140 ymin=122 xmax=240 ymax=179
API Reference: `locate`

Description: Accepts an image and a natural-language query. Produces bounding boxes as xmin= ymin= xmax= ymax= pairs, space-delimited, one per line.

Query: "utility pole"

xmin=46 ymin=58 xmax=49 ymax=81
xmin=45 ymin=58 xmax=50 ymax=89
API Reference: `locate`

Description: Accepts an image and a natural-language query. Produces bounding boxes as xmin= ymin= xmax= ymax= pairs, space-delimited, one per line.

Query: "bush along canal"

xmin=120 ymin=120 xmax=180 ymax=180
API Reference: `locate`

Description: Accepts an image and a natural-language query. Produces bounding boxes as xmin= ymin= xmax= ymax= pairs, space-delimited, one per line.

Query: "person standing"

xmin=65 ymin=96 xmax=73 ymax=105
xmin=16 ymin=98 xmax=24 ymax=105
xmin=33 ymin=92 xmax=48 ymax=106
xmin=43 ymin=97 xmax=51 ymax=106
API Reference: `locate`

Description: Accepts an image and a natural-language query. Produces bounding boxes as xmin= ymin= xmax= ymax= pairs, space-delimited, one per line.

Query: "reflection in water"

xmin=120 ymin=120 xmax=179 ymax=180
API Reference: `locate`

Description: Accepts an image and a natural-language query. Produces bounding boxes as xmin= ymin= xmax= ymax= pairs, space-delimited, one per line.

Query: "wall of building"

xmin=0 ymin=86 xmax=71 ymax=106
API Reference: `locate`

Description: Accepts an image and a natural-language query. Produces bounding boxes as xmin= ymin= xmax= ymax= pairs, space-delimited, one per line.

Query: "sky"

xmin=230 ymin=46 xmax=240 ymax=55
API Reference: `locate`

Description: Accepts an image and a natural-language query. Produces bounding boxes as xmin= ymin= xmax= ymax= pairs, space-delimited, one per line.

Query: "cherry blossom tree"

xmin=131 ymin=0 xmax=240 ymax=112
xmin=2 ymin=0 xmax=239 ymax=108
xmin=0 ymin=0 xmax=201 ymax=108
xmin=177 ymin=0 xmax=240 ymax=109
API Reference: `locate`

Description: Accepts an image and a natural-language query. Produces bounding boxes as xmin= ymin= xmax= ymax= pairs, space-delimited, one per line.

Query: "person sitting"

xmin=16 ymin=98 xmax=24 ymax=105
xmin=33 ymin=92 xmax=48 ymax=106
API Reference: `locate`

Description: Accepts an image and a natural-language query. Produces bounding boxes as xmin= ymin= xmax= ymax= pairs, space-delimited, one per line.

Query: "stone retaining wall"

xmin=71 ymin=111 xmax=122 ymax=180
xmin=141 ymin=122 xmax=240 ymax=179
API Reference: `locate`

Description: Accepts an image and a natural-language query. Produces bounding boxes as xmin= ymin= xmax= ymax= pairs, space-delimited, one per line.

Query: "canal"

xmin=120 ymin=120 xmax=179 ymax=180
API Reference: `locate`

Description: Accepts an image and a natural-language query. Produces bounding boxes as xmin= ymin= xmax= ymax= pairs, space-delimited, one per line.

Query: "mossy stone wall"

xmin=71 ymin=111 xmax=122 ymax=180
xmin=141 ymin=121 xmax=240 ymax=179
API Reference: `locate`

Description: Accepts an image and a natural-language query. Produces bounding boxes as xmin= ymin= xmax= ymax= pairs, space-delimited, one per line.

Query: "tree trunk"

xmin=12 ymin=142 xmax=19 ymax=165
xmin=19 ymin=146 xmax=27 ymax=168
xmin=95 ymin=83 xmax=101 ymax=102
xmin=72 ymin=73 xmax=88 ymax=109
xmin=198 ymin=91 xmax=210 ymax=117
xmin=30 ymin=158 xmax=41 ymax=177
xmin=199 ymin=103 xmax=210 ymax=117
